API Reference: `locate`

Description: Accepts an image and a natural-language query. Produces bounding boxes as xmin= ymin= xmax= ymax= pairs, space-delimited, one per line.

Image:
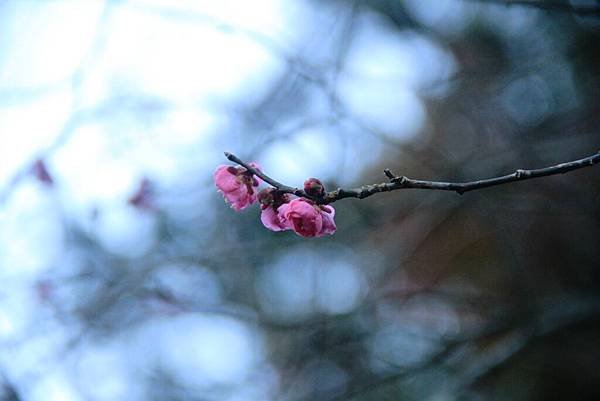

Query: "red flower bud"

xmin=303 ymin=177 xmax=325 ymax=197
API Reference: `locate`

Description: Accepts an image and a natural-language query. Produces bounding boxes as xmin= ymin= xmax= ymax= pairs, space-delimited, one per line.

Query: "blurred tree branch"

xmin=304 ymin=294 xmax=600 ymax=401
xmin=225 ymin=151 xmax=600 ymax=203
xmin=0 ymin=372 xmax=21 ymax=401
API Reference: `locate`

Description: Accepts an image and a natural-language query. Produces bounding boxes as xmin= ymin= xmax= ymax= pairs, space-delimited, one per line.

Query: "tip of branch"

xmin=384 ymin=169 xmax=395 ymax=180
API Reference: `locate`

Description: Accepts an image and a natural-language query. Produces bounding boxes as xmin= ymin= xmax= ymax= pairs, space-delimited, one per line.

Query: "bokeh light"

xmin=1 ymin=0 xmax=599 ymax=400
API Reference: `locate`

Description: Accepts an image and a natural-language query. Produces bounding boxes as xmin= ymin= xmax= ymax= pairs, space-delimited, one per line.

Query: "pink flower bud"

xmin=277 ymin=198 xmax=336 ymax=237
xmin=303 ymin=177 xmax=324 ymax=197
xmin=214 ymin=163 xmax=261 ymax=211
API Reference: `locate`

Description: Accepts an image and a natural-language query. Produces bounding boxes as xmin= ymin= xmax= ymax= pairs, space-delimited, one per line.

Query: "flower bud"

xmin=258 ymin=188 xmax=275 ymax=206
xmin=303 ymin=177 xmax=325 ymax=197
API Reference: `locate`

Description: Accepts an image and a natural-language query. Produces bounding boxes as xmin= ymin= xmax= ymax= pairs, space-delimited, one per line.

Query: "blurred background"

xmin=1 ymin=0 xmax=599 ymax=400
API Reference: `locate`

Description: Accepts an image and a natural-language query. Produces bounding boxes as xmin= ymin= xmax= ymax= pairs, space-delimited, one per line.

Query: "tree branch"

xmin=465 ymin=0 xmax=600 ymax=16
xmin=224 ymin=151 xmax=600 ymax=204
xmin=224 ymin=151 xmax=316 ymax=199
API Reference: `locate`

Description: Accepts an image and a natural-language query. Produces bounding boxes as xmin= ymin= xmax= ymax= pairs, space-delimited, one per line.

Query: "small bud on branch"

xmin=224 ymin=151 xmax=600 ymax=203
xmin=217 ymin=151 xmax=599 ymax=237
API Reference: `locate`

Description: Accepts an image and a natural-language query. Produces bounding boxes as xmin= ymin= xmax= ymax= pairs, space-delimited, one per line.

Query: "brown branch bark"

xmin=465 ymin=0 xmax=600 ymax=16
xmin=225 ymin=151 xmax=600 ymax=204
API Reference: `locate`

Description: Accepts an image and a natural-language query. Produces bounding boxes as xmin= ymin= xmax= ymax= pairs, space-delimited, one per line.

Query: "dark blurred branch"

xmin=322 ymin=341 xmax=463 ymax=401
xmin=225 ymin=151 xmax=600 ymax=203
xmin=306 ymin=295 xmax=600 ymax=401
xmin=0 ymin=1 xmax=116 ymax=207
xmin=453 ymin=295 xmax=600 ymax=395
xmin=0 ymin=372 xmax=21 ymax=401
xmin=466 ymin=0 xmax=600 ymax=16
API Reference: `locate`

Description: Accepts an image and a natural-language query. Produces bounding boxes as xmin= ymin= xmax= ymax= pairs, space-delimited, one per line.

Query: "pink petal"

xmin=248 ymin=162 xmax=262 ymax=171
xmin=261 ymin=206 xmax=290 ymax=231
xmin=214 ymin=165 xmax=259 ymax=211
xmin=32 ymin=159 xmax=54 ymax=185
xmin=248 ymin=162 xmax=262 ymax=184
xmin=317 ymin=206 xmax=336 ymax=236
xmin=214 ymin=165 xmax=241 ymax=193
xmin=230 ymin=189 xmax=256 ymax=211
xmin=283 ymin=199 xmax=323 ymax=238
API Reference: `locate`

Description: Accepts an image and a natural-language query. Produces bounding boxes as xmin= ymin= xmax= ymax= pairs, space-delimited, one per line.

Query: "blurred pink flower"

xmin=214 ymin=164 xmax=260 ymax=211
xmin=278 ymin=198 xmax=336 ymax=238
xmin=128 ymin=178 xmax=154 ymax=210
xmin=31 ymin=159 xmax=53 ymax=185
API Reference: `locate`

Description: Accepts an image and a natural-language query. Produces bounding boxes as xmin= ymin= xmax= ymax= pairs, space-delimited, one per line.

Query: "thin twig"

xmin=465 ymin=0 xmax=600 ymax=16
xmin=224 ymin=152 xmax=315 ymax=199
xmin=224 ymin=151 xmax=600 ymax=204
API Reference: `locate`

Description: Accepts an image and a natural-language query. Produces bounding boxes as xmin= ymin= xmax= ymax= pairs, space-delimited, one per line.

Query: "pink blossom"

xmin=319 ymin=205 xmax=336 ymax=236
xmin=258 ymin=188 xmax=291 ymax=232
xmin=128 ymin=178 xmax=154 ymax=210
xmin=31 ymin=159 xmax=53 ymax=185
xmin=260 ymin=205 xmax=290 ymax=231
xmin=278 ymin=198 xmax=336 ymax=238
xmin=214 ymin=164 xmax=260 ymax=211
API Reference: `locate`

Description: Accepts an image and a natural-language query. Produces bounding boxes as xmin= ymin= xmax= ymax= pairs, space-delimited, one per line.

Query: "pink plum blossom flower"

xmin=128 ymin=178 xmax=154 ymax=210
xmin=258 ymin=188 xmax=291 ymax=232
xmin=278 ymin=198 xmax=336 ymax=238
xmin=318 ymin=204 xmax=336 ymax=236
xmin=31 ymin=159 xmax=53 ymax=185
xmin=214 ymin=164 xmax=337 ymax=237
xmin=261 ymin=205 xmax=290 ymax=231
xmin=214 ymin=163 xmax=261 ymax=211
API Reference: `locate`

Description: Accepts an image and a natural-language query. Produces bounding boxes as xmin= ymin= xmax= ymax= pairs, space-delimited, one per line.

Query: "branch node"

xmin=384 ymin=169 xmax=396 ymax=180
xmin=515 ymin=169 xmax=530 ymax=178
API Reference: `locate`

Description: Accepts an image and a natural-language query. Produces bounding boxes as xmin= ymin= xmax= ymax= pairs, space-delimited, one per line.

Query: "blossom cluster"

xmin=214 ymin=164 xmax=336 ymax=237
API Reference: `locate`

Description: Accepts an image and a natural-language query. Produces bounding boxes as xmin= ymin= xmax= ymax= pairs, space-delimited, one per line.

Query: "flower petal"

xmin=261 ymin=205 xmax=290 ymax=231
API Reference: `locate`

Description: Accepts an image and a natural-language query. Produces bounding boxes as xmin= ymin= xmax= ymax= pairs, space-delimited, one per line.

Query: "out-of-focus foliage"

xmin=0 ymin=0 xmax=599 ymax=400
